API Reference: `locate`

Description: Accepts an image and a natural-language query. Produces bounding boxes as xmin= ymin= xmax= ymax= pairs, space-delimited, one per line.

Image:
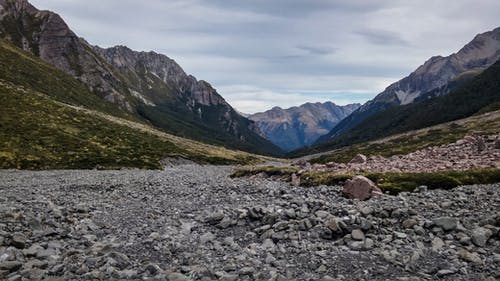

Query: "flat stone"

xmin=0 ymin=261 xmax=22 ymax=272
xmin=167 ymin=272 xmax=191 ymax=281
xmin=433 ymin=217 xmax=457 ymax=231
xmin=458 ymin=249 xmax=482 ymax=264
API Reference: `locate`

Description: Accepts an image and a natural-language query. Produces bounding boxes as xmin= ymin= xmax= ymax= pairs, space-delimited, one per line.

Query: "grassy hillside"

xmin=292 ymin=60 xmax=500 ymax=157
xmin=304 ymin=109 xmax=500 ymax=164
xmin=0 ymin=81 xmax=264 ymax=169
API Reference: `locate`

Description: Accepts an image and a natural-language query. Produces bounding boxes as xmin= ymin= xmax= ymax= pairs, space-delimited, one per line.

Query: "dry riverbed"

xmin=0 ymin=165 xmax=499 ymax=280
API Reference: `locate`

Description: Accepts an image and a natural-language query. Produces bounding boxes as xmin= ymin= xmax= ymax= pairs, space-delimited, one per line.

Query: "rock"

xmin=471 ymin=227 xmax=492 ymax=247
xmin=393 ymin=231 xmax=407 ymax=239
xmin=477 ymin=136 xmax=486 ymax=152
xmin=205 ymin=210 xmax=225 ymax=224
xmin=0 ymin=261 xmax=22 ymax=272
xmin=200 ymin=232 xmax=216 ymax=244
xmin=432 ymin=237 xmax=445 ymax=252
xmin=291 ymin=173 xmax=300 ymax=186
xmin=167 ymin=272 xmax=191 ymax=281
xmin=458 ymin=249 xmax=482 ymax=264
xmin=144 ymin=263 xmax=161 ymax=276
xmin=9 ymin=234 xmax=26 ymax=249
xmin=433 ymin=217 xmax=458 ymax=231
xmin=342 ymin=176 xmax=382 ymax=200
xmin=413 ymin=185 xmax=428 ymax=193
xmin=437 ymin=269 xmax=456 ymax=277
xmin=402 ymin=218 xmax=418 ymax=229
xmin=351 ymin=229 xmax=365 ymax=241
xmin=349 ymin=154 xmax=367 ymax=164
xmin=239 ymin=267 xmax=255 ymax=276
xmin=495 ymin=139 xmax=500 ymax=149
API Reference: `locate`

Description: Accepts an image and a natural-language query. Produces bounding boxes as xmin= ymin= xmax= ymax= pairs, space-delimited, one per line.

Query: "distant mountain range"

xmin=249 ymin=102 xmax=360 ymax=151
xmin=316 ymin=26 xmax=500 ymax=144
xmin=0 ymin=0 xmax=283 ymax=157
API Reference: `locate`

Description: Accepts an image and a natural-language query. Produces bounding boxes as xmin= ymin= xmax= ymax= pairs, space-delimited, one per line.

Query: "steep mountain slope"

xmin=92 ymin=45 xmax=283 ymax=156
xmin=0 ymin=0 xmax=282 ymax=156
xmin=249 ymin=102 xmax=360 ymax=151
xmin=316 ymin=26 xmax=500 ymax=143
xmin=290 ymin=59 xmax=500 ymax=157
xmin=0 ymin=39 xmax=264 ymax=168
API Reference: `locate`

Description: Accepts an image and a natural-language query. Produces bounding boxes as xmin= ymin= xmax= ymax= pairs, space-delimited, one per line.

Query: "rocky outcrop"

xmin=0 ymin=0 xmax=133 ymax=110
xmin=249 ymin=102 xmax=360 ymax=151
xmin=318 ymin=26 xmax=500 ymax=142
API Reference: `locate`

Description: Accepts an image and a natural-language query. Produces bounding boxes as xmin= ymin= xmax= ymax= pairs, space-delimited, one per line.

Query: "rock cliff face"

xmin=318 ymin=26 xmax=500 ymax=142
xmin=0 ymin=0 xmax=133 ymax=110
xmin=249 ymin=102 xmax=360 ymax=151
xmin=0 ymin=0 xmax=282 ymax=156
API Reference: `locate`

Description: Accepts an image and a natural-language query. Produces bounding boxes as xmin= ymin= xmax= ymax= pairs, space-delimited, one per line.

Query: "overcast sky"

xmin=30 ymin=0 xmax=500 ymax=113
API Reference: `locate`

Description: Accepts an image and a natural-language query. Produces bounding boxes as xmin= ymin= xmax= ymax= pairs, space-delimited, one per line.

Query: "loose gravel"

xmin=0 ymin=165 xmax=499 ymax=280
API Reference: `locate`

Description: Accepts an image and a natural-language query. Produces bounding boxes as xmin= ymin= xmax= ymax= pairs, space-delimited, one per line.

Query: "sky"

xmin=30 ymin=0 xmax=500 ymax=113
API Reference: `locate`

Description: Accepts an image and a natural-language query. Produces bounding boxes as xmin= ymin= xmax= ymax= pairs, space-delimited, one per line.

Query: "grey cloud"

xmin=296 ymin=45 xmax=336 ymax=55
xmin=355 ymin=29 xmax=409 ymax=46
xmin=29 ymin=0 xmax=500 ymax=112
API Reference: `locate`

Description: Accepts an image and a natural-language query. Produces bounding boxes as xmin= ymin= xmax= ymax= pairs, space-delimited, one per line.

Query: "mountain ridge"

xmin=316 ymin=26 xmax=500 ymax=143
xmin=249 ymin=102 xmax=360 ymax=151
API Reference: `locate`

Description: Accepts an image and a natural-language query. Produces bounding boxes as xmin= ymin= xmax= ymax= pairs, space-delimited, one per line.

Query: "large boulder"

xmin=342 ymin=176 xmax=382 ymax=200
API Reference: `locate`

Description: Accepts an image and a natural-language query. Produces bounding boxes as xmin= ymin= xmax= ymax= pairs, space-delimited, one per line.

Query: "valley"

xmin=0 ymin=0 xmax=499 ymax=280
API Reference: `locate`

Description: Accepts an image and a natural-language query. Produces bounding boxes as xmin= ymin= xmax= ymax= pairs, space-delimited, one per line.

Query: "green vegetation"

xmin=231 ymin=166 xmax=298 ymax=178
xmin=292 ymin=59 xmax=500 ymax=157
xmin=300 ymin=169 xmax=500 ymax=194
xmin=232 ymin=166 xmax=500 ymax=194
xmin=0 ymin=84 xmax=262 ymax=169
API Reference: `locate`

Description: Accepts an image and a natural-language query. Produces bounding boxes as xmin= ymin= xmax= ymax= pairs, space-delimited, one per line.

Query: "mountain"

xmin=290 ymin=59 xmax=500 ymax=157
xmin=0 ymin=0 xmax=283 ymax=157
xmin=249 ymin=102 xmax=360 ymax=151
xmin=316 ymin=26 xmax=500 ymax=144
xmin=0 ymin=38 xmax=263 ymax=169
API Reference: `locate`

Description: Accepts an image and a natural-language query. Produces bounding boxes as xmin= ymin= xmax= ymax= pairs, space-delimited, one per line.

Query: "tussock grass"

xmin=232 ymin=166 xmax=500 ymax=194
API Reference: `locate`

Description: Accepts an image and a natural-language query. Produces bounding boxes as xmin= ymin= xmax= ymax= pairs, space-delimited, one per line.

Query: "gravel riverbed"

xmin=0 ymin=165 xmax=499 ymax=280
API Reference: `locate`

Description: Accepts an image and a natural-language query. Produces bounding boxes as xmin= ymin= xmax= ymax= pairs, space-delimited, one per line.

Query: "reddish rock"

xmin=342 ymin=176 xmax=382 ymax=200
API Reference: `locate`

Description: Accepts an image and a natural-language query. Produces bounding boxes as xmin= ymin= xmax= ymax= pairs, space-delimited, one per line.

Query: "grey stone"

xmin=471 ymin=227 xmax=492 ymax=247
xmin=167 ymin=272 xmax=191 ymax=281
xmin=0 ymin=261 xmax=22 ymax=272
xmin=458 ymin=249 xmax=482 ymax=264
xmin=351 ymin=229 xmax=365 ymax=241
xmin=433 ymin=217 xmax=458 ymax=231
xmin=10 ymin=234 xmax=26 ymax=249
